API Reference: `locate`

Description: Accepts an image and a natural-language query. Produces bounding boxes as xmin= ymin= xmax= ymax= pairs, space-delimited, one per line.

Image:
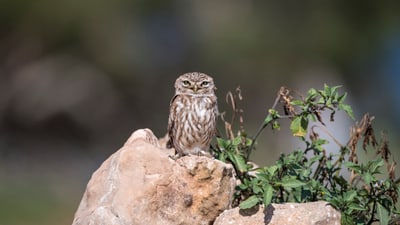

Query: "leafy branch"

xmin=212 ymin=84 xmax=399 ymax=225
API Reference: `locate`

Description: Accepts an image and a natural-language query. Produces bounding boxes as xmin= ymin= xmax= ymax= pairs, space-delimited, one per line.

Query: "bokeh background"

xmin=1 ymin=1 xmax=400 ymax=224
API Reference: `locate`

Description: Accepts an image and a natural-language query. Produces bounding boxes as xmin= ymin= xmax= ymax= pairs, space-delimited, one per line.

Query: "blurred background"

xmin=1 ymin=1 xmax=400 ymax=224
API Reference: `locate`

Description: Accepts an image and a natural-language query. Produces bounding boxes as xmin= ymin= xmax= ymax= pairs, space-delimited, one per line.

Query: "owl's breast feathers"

xmin=168 ymin=94 xmax=217 ymax=156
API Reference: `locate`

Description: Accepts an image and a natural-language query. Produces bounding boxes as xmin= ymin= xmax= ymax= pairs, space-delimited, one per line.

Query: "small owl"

xmin=167 ymin=72 xmax=218 ymax=157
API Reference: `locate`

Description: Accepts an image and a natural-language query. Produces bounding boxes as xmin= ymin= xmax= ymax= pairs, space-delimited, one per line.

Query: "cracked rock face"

xmin=72 ymin=129 xmax=236 ymax=225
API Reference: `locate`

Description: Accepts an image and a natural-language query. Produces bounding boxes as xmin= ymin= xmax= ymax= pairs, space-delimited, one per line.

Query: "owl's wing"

xmin=167 ymin=94 xmax=179 ymax=148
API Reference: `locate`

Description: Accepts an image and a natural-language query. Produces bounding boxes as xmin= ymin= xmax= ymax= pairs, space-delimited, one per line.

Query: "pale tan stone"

xmin=72 ymin=128 xmax=235 ymax=225
xmin=214 ymin=201 xmax=341 ymax=225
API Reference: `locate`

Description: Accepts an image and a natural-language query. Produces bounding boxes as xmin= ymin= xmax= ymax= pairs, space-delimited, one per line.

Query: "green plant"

xmin=212 ymin=85 xmax=399 ymax=225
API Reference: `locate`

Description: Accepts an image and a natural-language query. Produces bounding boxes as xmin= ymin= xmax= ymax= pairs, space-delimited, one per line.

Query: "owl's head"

xmin=175 ymin=72 xmax=216 ymax=95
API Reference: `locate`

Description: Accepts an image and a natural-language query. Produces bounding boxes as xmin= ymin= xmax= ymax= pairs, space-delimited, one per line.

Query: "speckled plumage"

xmin=167 ymin=72 xmax=218 ymax=156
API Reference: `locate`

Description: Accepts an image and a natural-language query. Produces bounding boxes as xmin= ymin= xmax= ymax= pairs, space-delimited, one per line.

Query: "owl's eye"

xmin=182 ymin=80 xmax=191 ymax=86
xmin=200 ymin=81 xmax=209 ymax=87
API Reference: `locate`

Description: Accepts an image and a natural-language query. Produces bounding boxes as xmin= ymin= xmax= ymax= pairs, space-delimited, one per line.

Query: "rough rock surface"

xmin=72 ymin=129 xmax=236 ymax=225
xmin=214 ymin=201 xmax=341 ymax=225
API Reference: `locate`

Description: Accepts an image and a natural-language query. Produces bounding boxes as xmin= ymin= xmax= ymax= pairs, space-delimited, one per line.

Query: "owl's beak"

xmin=193 ymin=85 xmax=198 ymax=93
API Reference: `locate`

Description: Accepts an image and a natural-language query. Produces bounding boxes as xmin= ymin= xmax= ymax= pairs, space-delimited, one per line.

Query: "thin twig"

xmin=310 ymin=125 xmax=344 ymax=148
xmin=247 ymin=89 xmax=283 ymax=161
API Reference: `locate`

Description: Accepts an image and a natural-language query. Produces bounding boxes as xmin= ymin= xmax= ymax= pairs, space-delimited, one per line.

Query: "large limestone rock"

xmin=214 ymin=201 xmax=341 ymax=225
xmin=72 ymin=129 xmax=236 ymax=225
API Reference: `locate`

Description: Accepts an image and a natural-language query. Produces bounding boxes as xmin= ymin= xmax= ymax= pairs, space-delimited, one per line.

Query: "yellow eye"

xmin=201 ymin=81 xmax=209 ymax=87
xmin=182 ymin=80 xmax=191 ymax=86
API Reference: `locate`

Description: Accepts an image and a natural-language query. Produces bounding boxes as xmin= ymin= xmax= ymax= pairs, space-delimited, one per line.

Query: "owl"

xmin=167 ymin=72 xmax=218 ymax=157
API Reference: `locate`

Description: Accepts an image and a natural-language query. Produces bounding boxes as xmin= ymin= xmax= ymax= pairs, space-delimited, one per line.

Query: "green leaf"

xmin=292 ymin=187 xmax=302 ymax=202
xmin=290 ymin=116 xmax=308 ymax=137
xmin=312 ymin=139 xmax=329 ymax=152
xmin=239 ymin=195 xmax=259 ymax=209
xmin=217 ymin=151 xmax=227 ymax=162
xmin=326 ymin=97 xmax=332 ymax=107
xmin=238 ymin=182 xmax=248 ymax=190
xmin=344 ymin=162 xmax=361 ymax=173
xmin=314 ymin=139 xmax=329 ymax=146
xmin=309 ymin=155 xmax=322 ymax=163
xmin=252 ymin=182 xmax=262 ymax=194
xmin=291 ymin=99 xmax=303 ymax=106
xmin=245 ymin=138 xmax=253 ymax=147
xmin=264 ymin=109 xmax=280 ymax=125
xmin=341 ymin=213 xmax=356 ymax=225
xmin=234 ymin=156 xmax=248 ymax=173
xmin=267 ymin=165 xmax=278 ymax=176
xmin=362 ymin=172 xmax=374 ymax=184
xmin=263 ymin=184 xmax=273 ymax=206
xmin=227 ymin=152 xmax=248 ymax=173
xmin=369 ymin=158 xmax=384 ymax=174
xmin=264 ymin=114 xmax=273 ymax=125
xmin=272 ymin=121 xmax=281 ymax=130
xmin=301 ymin=168 xmax=311 ymax=178
xmin=339 ymin=103 xmax=354 ymax=120
xmin=377 ymin=203 xmax=390 ymax=225
xmin=330 ymin=85 xmax=342 ymax=96
xmin=232 ymin=136 xmax=242 ymax=146
xmin=334 ymin=92 xmax=339 ymax=102
xmin=308 ymin=113 xmax=317 ymax=122
xmin=347 ymin=203 xmax=366 ymax=211
xmin=278 ymin=178 xmax=306 ymax=189
xmin=323 ymin=84 xmax=331 ymax=96
xmin=306 ymin=88 xmax=318 ymax=100
xmin=343 ymin=190 xmax=357 ymax=202
xmin=326 ymin=160 xmax=332 ymax=170
xmin=338 ymin=92 xmax=347 ymax=103
xmin=217 ymin=137 xmax=228 ymax=150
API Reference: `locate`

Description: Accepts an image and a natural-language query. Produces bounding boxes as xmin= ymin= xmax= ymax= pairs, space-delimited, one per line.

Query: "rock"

xmin=72 ymin=128 xmax=236 ymax=225
xmin=214 ymin=201 xmax=341 ymax=225
xmin=72 ymin=128 xmax=342 ymax=225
